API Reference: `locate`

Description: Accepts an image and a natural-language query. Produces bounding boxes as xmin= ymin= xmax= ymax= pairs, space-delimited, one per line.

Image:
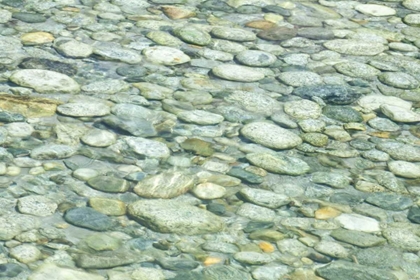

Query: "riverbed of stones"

xmin=0 ymin=0 xmax=420 ymax=279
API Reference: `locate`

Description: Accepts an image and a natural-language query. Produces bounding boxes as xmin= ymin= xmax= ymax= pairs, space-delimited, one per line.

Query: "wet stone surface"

xmin=0 ymin=0 xmax=420 ymax=279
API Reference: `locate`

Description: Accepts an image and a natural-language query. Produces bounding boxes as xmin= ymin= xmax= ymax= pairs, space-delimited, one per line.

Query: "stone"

xmin=284 ymin=100 xmax=322 ymax=119
xmin=301 ymin=133 xmax=329 ymax=147
xmin=239 ymin=188 xmax=289 ymax=209
xmin=174 ymin=26 xmax=211 ymax=45
xmin=236 ymin=203 xmax=276 ymax=222
xmin=358 ymin=95 xmax=411 ymax=112
xmin=331 ymin=228 xmax=386 ymax=248
xmin=227 ymin=167 xmax=264 ymax=184
xmin=81 ymin=129 xmax=116 ymax=147
xmin=311 ymin=172 xmax=351 ymax=189
xmin=203 ymin=265 xmax=252 ymax=280
xmin=241 ymin=122 xmax=302 ymax=150
xmin=334 ymin=61 xmax=381 ymax=78
xmin=143 ymin=46 xmax=190 ymax=65
xmin=381 ymin=105 xmax=420 ymax=123
xmin=82 ymin=79 xmax=130 ymax=94
xmin=323 ymin=106 xmax=363 ymax=123
xmin=146 ymin=31 xmax=183 ymax=47
xmin=277 ymin=239 xmax=309 ymax=257
xmin=6 ymin=122 xmax=33 ymax=137
xmin=57 ymin=103 xmax=110 ymax=117
xmin=211 ymin=26 xmax=256 ymax=42
xmin=408 ymin=207 xmax=420 ymax=224
xmin=29 ymin=263 xmax=104 ymax=280
xmin=177 ymin=110 xmax=224 ymax=125
xmin=180 ymin=138 xmax=214 ymax=156
xmin=379 ymin=72 xmax=419 ymax=89
xmin=30 ymin=144 xmax=76 ymax=160
xmin=132 ymin=82 xmax=173 ymax=100
xmin=10 ymin=69 xmax=80 ymax=94
xmin=18 ymin=57 xmax=77 ymax=76
xmin=54 ymin=38 xmax=93 ymax=58
xmin=382 ymin=227 xmax=420 ymax=251
xmin=335 ymin=213 xmax=380 ymax=232
xmin=87 ymin=176 xmax=130 ymax=193
xmin=84 ymin=233 xmax=122 ymax=251
xmin=388 ymin=161 xmax=420 ymax=178
xmin=235 ymin=50 xmax=277 ymax=67
xmin=323 ymin=40 xmax=387 ymax=56
xmin=316 ymin=261 xmax=398 ymax=280
xmin=133 ymin=172 xmax=194 ymax=199
xmin=355 ymin=4 xmax=396 ymax=16
xmin=368 ymin=118 xmax=400 ymax=132
xmin=125 ymin=137 xmax=170 ymax=159
xmin=9 ymin=244 xmax=41 ymax=264
xmin=404 ymin=14 xmax=420 ymax=27
xmin=314 ymin=241 xmax=348 ymax=259
xmin=225 ymin=91 xmax=281 ymax=116
xmin=21 ymin=31 xmax=54 ymax=45
xmin=12 ymin=12 xmax=46 ymax=23
xmin=246 ymin=153 xmax=310 ymax=175
xmin=89 ymin=197 xmax=126 ymax=216
xmin=233 ymin=252 xmax=272 ymax=265
xmin=75 ymin=251 xmax=147 ymax=269
xmin=376 ymin=141 xmax=420 ymax=161
xmin=17 ymin=195 xmax=57 ymax=217
xmin=0 ymin=95 xmax=61 ymax=118
xmin=192 ymin=182 xmax=226 ymax=199
xmin=293 ymin=85 xmax=360 ymax=105
xmin=403 ymin=0 xmax=420 ymax=11
xmin=365 ymin=192 xmax=413 ymax=211
xmin=127 ymin=199 xmax=224 ymax=235
xmin=277 ymin=71 xmax=322 ymax=87
xmin=212 ymin=64 xmax=265 ymax=82
xmin=93 ymin=42 xmax=142 ymax=64
xmin=64 ymin=207 xmax=116 ymax=231
xmin=162 ymin=5 xmax=196 ymax=19
xmin=257 ymin=26 xmax=298 ymax=41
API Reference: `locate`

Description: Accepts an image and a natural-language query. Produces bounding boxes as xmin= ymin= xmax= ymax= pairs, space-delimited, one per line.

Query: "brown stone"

xmin=315 ymin=207 xmax=341 ymax=220
xmin=0 ymin=94 xmax=62 ymax=117
xmin=162 ymin=6 xmax=196 ymax=19
xmin=245 ymin=20 xmax=276 ymax=30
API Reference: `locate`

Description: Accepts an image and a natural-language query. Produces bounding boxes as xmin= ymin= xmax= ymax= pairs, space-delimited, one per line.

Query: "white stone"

xmin=388 ymin=161 xmax=420 ymax=178
xmin=0 ymin=9 xmax=12 ymax=23
xmin=10 ymin=244 xmax=41 ymax=263
xmin=57 ymin=103 xmax=110 ymax=117
xmin=54 ymin=38 xmax=93 ymax=58
xmin=177 ymin=110 xmax=224 ymax=125
xmin=335 ymin=213 xmax=380 ymax=232
xmin=143 ymin=46 xmax=190 ymax=65
xmin=192 ymin=182 xmax=226 ymax=199
xmin=125 ymin=137 xmax=170 ymax=159
xmin=9 ymin=69 xmax=80 ymax=94
xmin=6 ymin=122 xmax=34 ymax=137
xmin=212 ymin=64 xmax=265 ymax=82
xmin=381 ymin=104 xmax=420 ymax=123
xmin=355 ymin=4 xmax=396 ymax=16
xmin=17 ymin=195 xmax=57 ymax=217
xmin=403 ymin=0 xmax=420 ymax=11
xmin=358 ymin=95 xmax=412 ymax=112
xmin=81 ymin=129 xmax=116 ymax=147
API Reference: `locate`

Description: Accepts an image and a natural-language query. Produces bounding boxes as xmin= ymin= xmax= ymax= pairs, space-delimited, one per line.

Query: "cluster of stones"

xmin=0 ymin=0 xmax=419 ymax=279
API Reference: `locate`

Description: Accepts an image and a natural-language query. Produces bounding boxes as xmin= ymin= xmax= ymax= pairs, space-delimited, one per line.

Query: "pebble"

xmin=335 ymin=213 xmax=380 ymax=233
xmin=246 ymin=153 xmax=310 ymax=176
xmin=64 ymin=207 xmax=116 ymax=231
xmin=143 ymin=46 xmax=190 ymax=65
xmin=133 ymin=172 xmax=194 ymax=199
xmin=9 ymin=69 xmax=80 ymax=94
xmin=241 ymin=122 xmax=302 ymax=150
xmin=128 ymin=199 xmax=224 ymax=235
xmin=212 ymin=64 xmax=265 ymax=82
xmin=1 ymin=0 xmax=420 ymax=278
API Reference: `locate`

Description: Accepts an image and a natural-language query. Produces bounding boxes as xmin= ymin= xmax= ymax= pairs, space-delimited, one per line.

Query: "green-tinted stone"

xmin=323 ymin=106 xmax=363 ymax=123
xmin=227 ymin=166 xmax=264 ymax=184
xmin=249 ymin=229 xmax=286 ymax=242
xmin=180 ymin=138 xmax=214 ymax=156
xmin=87 ymin=176 xmax=130 ymax=193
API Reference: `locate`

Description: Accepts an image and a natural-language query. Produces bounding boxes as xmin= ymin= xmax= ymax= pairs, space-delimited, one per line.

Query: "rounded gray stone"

xmin=323 ymin=40 xmax=387 ymax=56
xmin=143 ymin=46 xmax=190 ymax=65
xmin=30 ymin=144 xmax=77 ymax=160
xmin=246 ymin=153 xmax=310 ymax=175
xmin=379 ymin=72 xmax=419 ymax=89
xmin=81 ymin=129 xmax=116 ymax=147
xmin=174 ymin=26 xmax=211 ymax=46
xmin=17 ymin=195 xmax=57 ymax=217
xmin=278 ymin=71 xmax=322 ymax=87
xmin=235 ymin=50 xmax=277 ymax=67
xmin=211 ymin=26 xmax=256 ymax=42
